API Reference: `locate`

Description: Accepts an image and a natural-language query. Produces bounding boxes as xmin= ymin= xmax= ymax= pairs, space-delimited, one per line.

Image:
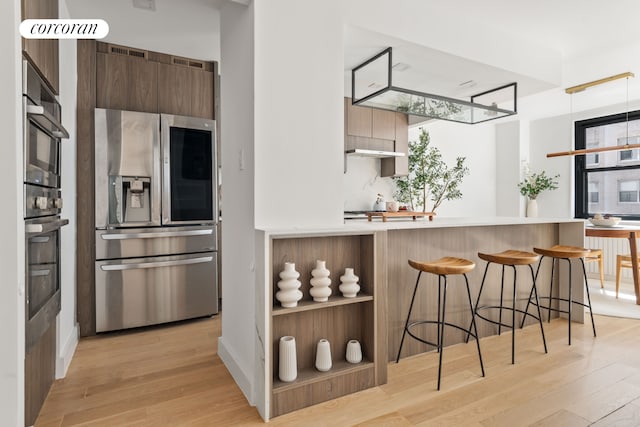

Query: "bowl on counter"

xmin=588 ymin=217 xmax=621 ymax=227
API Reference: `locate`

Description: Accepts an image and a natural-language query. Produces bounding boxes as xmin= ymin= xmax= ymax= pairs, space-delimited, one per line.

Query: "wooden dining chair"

xmin=615 ymin=254 xmax=640 ymax=298
xmin=585 ymin=248 xmax=605 ymax=289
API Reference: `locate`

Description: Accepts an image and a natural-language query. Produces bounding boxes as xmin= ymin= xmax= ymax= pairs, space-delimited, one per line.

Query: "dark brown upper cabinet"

xmin=344 ymin=98 xmax=409 ymax=177
xmin=22 ymin=0 xmax=59 ymax=94
xmin=96 ymin=52 xmax=159 ymax=113
xmin=95 ymin=42 xmax=215 ymax=120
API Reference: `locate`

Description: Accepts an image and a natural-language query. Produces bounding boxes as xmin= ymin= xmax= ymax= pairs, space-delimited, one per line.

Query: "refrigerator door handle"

xmin=100 ymin=229 xmax=213 ymax=240
xmin=100 ymin=256 xmax=213 ymax=271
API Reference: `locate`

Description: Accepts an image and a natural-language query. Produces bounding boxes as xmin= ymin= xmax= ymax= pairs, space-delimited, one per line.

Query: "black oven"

xmin=22 ymin=60 xmax=69 ymax=351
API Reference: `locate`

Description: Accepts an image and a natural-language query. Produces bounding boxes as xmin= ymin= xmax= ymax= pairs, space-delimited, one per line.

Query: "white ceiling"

xmin=63 ymin=0 xmax=640 ymax=100
xmin=64 ymin=0 xmax=221 ymax=61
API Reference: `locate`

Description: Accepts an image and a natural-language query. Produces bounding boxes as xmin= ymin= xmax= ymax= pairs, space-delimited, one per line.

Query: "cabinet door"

xmin=22 ymin=0 xmax=59 ymax=94
xmin=372 ymin=109 xmax=396 ymax=140
xmin=127 ymin=57 xmax=158 ymax=113
xmin=345 ymin=98 xmax=372 ymax=138
xmin=96 ymin=52 xmax=128 ymax=110
xmin=381 ymin=112 xmax=409 ymax=177
xmin=158 ymin=63 xmax=191 ymax=116
xmin=190 ymin=68 xmax=214 ymax=119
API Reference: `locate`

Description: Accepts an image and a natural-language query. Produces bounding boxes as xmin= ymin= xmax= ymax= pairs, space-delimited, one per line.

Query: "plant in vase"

xmin=394 ymin=128 xmax=469 ymax=213
xmin=517 ymin=169 xmax=559 ymax=217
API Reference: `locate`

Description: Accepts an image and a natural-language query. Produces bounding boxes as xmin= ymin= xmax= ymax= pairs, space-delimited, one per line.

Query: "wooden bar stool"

xmin=522 ymin=245 xmax=597 ymax=345
xmin=396 ymin=257 xmax=485 ymax=390
xmin=469 ymin=250 xmax=548 ymax=364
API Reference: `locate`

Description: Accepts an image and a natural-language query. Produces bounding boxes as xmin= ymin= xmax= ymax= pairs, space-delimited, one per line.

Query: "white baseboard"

xmin=56 ymin=323 xmax=78 ymax=379
xmin=218 ymin=336 xmax=254 ymax=406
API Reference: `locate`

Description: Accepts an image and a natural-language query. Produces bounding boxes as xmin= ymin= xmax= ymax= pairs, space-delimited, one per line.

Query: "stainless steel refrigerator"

xmin=94 ymin=108 xmax=218 ymax=333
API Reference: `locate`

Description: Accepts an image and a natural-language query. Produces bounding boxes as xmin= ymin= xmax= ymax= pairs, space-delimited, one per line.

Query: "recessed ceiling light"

xmin=392 ymin=62 xmax=410 ymax=72
xmin=133 ymin=0 xmax=156 ymax=11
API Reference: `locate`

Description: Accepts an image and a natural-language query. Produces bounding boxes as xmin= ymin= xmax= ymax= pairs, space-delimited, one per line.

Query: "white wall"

xmin=57 ymin=2 xmax=79 ymax=378
xmin=218 ymin=0 xmax=256 ymax=408
xmin=0 ymin=0 xmax=25 ymax=425
xmin=496 ymin=120 xmax=529 ymax=217
xmin=253 ymin=0 xmax=344 ymax=228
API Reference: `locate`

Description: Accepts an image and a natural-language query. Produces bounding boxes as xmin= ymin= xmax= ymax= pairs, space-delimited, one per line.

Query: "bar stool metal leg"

xmin=396 ymin=271 xmax=422 ymax=363
xmin=437 ymin=274 xmax=447 ymax=390
xmin=499 ymin=265 xmax=505 ymax=336
xmin=463 ymin=273 xmax=485 ymax=377
xmin=581 ymin=258 xmax=597 ymax=338
xmin=510 ymin=266 xmax=517 ymax=365
xmin=567 ymin=258 xmax=572 ymax=345
xmin=528 ymin=264 xmax=548 ymax=353
xmin=547 ymin=256 xmax=554 ymax=322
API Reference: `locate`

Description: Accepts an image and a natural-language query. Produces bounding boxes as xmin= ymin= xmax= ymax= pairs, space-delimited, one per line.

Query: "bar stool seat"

xmin=470 ymin=249 xmax=548 ymax=364
xmin=522 ymin=245 xmax=597 ymax=345
xmin=408 ymin=257 xmax=475 ymax=275
xmin=397 ymin=257 xmax=484 ymax=390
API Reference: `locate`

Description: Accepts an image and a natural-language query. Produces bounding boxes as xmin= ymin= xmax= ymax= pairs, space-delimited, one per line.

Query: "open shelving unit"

xmin=269 ymin=232 xmax=383 ymax=418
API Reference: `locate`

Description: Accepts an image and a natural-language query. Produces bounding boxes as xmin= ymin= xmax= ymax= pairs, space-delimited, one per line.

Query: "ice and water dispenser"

xmin=109 ymin=176 xmax=151 ymax=225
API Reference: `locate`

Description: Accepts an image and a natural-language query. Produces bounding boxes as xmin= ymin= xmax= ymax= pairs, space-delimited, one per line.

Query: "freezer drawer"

xmin=95 ymin=225 xmax=217 ymax=260
xmin=95 ymin=252 xmax=218 ymax=333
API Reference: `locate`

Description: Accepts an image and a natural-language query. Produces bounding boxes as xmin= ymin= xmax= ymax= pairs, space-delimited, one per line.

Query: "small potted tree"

xmin=394 ymin=128 xmax=469 ymax=213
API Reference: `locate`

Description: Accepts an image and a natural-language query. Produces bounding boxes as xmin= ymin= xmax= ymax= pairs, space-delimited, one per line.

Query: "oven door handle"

xmin=26 ymin=105 xmax=70 ymax=139
xmin=25 ymin=218 xmax=69 ymax=235
xmin=100 ymin=256 xmax=213 ymax=271
xmin=30 ymin=268 xmax=51 ymax=277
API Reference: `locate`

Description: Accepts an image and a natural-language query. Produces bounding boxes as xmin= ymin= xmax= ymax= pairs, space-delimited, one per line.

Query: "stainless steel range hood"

xmin=345 ymin=148 xmax=405 ymax=158
xmin=352 ymin=47 xmax=518 ymax=125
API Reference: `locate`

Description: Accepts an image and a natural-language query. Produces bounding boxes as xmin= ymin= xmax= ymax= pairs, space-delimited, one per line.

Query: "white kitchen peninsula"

xmin=253 ymin=217 xmax=585 ymax=420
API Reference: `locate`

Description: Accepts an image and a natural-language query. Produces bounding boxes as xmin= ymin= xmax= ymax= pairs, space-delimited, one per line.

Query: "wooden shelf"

xmin=272 ymin=358 xmax=373 ymax=393
xmin=272 ymin=293 xmax=373 ymax=316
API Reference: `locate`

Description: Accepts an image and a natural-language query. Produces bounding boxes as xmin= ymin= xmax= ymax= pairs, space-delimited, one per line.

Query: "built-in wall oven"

xmin=22 ymin=60 xmax=69 ymax=351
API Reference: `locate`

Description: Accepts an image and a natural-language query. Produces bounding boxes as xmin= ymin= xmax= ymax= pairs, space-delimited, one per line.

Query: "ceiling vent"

xmin=171 ymin=56 xmax=205 ymax=70
xmin=108 ymin=44 xmax=148 ymax=60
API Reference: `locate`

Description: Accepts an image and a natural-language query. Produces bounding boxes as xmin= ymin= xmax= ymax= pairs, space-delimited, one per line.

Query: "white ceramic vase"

xmin=278 ymin=336 xmax=297 ymax=382
xmin=309 ymin=260 xmax=332 ymax=302
xmin=315 ymin=339 xmax=332 ymax=372
xmin=275 ymin=262 xmax=303 ymax=308
xmin=345 ymin=340 xmax=363 ymax=364
xmin=339 ymin=267 xmax=360 ymax=298
xmin=527 ymin=198 xmax=538 ymax=218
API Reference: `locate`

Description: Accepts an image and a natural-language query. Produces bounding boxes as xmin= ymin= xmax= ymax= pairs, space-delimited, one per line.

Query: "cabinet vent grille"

xmin=171 ymin=56 xmax=205 ymax=70
xmin=108 ymin=44 xmax=148 ymax=59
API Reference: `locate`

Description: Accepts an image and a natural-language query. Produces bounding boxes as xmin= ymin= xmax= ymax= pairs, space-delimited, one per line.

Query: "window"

xmin=575 ymin=110 xmax=640 ymax=220
xmin=588 ymin=181 xmax=599 ymax=203
xmin=586 ymin=130 xmax=600 ymax=166
xmin=618 ymin=136 xmax=640 ymax=162
xmin=619 ymin=180 xmax=639 ymax=203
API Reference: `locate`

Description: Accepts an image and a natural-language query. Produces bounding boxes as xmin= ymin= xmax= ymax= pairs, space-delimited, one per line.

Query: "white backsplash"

xmin=343 ymin=156 xmax=398 ymax=211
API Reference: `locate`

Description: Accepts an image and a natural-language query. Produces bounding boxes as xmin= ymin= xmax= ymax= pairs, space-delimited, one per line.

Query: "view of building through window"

xmin=575 ymin=111 xmax=640 ymax=219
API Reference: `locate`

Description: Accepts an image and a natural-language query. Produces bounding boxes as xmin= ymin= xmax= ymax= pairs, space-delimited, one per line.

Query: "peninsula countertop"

xmin=258 ymin=216 xmax=586 ymax=238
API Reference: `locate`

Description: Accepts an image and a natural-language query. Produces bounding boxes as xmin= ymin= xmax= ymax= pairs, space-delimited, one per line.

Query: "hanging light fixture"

xmin=546 ymin=72 xmax=637 ymax=158
xmin=351 ymin=47 xmax=518 ymax=125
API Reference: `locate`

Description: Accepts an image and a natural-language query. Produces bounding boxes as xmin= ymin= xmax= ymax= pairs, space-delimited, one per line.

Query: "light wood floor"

xmin=37 ymin=312 xmax=640 ymax=426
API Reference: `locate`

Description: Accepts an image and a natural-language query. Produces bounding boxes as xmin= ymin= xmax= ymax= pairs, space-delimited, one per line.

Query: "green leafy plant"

xmin=394 ymin=128 xmax=469 ymax=212
xmin=517 ymin=170 xmax=559 ymax=200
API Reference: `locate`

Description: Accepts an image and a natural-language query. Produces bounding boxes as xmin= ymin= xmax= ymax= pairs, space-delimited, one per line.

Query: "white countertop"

xmin=259 ymin=216 xmax=586 ymax=238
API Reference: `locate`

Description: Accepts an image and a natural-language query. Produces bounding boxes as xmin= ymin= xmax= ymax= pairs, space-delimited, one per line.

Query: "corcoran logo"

xmin=20 ymin=19 xmax=109 ymax=39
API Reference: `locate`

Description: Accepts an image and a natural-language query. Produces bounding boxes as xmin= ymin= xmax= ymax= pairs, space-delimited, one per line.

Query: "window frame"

xmin=574 ymin=110 xmax=640 ymax=220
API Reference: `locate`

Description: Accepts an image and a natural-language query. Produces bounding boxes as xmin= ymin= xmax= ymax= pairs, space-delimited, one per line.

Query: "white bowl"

xmin=589 ymin=217 xmax=621 ymax=227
